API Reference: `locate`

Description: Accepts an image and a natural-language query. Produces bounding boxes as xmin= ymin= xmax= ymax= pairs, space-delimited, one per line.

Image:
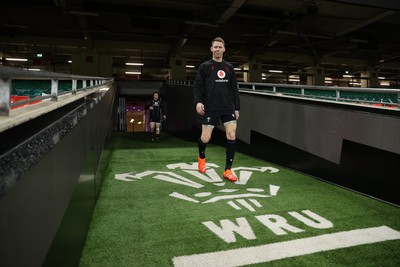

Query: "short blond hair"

xmin=211 ymin=37 xmax=225 ymax=46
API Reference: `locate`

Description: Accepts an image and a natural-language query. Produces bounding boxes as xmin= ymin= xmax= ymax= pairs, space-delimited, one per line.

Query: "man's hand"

xmin=235 ymin=110 xmax=240 ymax=120
xmin=149 ymin=106 xmax=154 ymax=110
xmin=196 ymin=103 xmax=205 ymax=115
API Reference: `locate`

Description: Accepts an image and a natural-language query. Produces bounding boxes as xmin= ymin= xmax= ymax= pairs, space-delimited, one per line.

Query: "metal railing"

xmin=168 ymin=80 xmax=400 ymax=109
xmin=239 ymin=82 xmax=400 ymax=108
xmin=0 ymin=65 xmax=114 ymax=116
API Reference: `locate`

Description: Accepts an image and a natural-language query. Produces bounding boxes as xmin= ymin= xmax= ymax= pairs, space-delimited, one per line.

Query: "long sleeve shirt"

xmin=193 ymin=59 xmax=240 ymax=112
xmin=146 ymin=98 xmax=165 ymax=121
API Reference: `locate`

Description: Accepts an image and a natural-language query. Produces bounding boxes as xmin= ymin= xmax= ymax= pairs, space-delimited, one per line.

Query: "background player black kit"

xmin=146 ymin=92 xmax=166 ymax=142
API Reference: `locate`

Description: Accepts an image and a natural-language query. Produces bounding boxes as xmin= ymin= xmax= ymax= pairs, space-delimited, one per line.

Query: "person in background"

xmin=193 ymin=37 xmax=240 ymax=182
xmin=146 ymin=91 xmax=166 ymax=142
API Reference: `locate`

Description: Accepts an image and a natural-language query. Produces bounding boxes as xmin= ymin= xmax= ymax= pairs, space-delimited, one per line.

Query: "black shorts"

xmin=150 ymin=116 xmax=162 ymax=123
xmin=200 ymin=110 xmax=236 ymax=126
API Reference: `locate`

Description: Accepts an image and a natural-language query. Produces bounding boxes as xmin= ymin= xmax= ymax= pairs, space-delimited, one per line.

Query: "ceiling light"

xmin=125 ymin=71 xmax=141 ymax=75
xmin=380 ymin=81 xmax=390 ymax=86
xmin=6 ymin=58 xmax=28 ymax=61
xmin=186 ymin=65 xmax=195 ymax=68
xmin=126 ymin=63 xmax=144 ymax=66
xmin=268 ymin=69 xmax=283 ymax=73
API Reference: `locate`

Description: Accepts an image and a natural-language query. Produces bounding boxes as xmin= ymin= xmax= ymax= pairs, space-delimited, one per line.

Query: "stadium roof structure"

xmin=1 ymin=0 xmax=399 ymax=81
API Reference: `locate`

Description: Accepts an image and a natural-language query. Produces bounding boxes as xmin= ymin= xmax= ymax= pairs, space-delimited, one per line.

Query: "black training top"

xmin=193 ymin=59 xmax=240 ymax=112
xmin=146 ymin=98 xmax=165 ymax=122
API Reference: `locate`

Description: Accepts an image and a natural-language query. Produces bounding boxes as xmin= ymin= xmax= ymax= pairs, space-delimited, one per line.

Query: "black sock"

xmin=198 ymin=138 xmax=207 ymax=159
xmin=225 ymin=139 xmax=236 ymax=170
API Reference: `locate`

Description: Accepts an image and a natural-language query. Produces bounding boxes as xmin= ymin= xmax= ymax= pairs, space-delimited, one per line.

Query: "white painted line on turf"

xmin=172 ymin=226 xmax=400 ymax=267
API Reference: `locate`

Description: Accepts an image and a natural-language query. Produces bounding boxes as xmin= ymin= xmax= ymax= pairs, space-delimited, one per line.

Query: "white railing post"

xmin=0 ymin=78 xmax=11 ymax=116
xmin=72 ymin=79 xmax=77 ymax=95
xmin=51 ymin=79 xmax=58 ymax=101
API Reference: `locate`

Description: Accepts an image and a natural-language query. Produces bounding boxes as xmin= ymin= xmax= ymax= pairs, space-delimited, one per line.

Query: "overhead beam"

xmin=215 ymin=0 xmax=247 ymax=24
xmin=336 ymin=10 xmax=396 ymax=36
xmin=332 ymin=0 xmax=400 ymax=10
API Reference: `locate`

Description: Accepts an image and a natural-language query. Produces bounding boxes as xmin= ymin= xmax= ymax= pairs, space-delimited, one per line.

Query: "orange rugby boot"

xmin=223 ymin=169 xmax=238 ymax=182
xmin=198 ymin=156 xmax=206 ymax=173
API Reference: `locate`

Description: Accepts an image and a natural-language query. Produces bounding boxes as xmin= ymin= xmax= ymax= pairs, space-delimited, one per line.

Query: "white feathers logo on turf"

xmin=115 ymin=162 xmax=280 ymax=212
xmin=114 ymin=162 xmax=400 ymax=267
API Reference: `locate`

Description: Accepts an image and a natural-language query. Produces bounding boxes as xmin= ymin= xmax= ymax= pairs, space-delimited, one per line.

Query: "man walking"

xmin=146 ymin=91 xmax=166 ymax=142
xmin=193 ymin=37 xmax=240 ymax=182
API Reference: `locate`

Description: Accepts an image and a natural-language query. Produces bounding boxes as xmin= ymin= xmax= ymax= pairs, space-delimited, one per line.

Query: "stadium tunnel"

xmin=0 ymin=74 xmax=400 ymax=266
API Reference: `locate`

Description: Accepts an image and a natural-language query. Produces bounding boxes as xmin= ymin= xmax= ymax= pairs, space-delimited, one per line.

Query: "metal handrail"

xmin=167 ymin=80 xmax=400 ymax=109
xmin=0 ymin=66 xmax=114 ymax=116
xmin=238 ymin=82 xmax=400 ymax=108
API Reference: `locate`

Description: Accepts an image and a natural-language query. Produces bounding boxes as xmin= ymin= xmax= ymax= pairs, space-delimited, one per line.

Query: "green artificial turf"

xmin=79 ymin=132 xmax=400 ymax=266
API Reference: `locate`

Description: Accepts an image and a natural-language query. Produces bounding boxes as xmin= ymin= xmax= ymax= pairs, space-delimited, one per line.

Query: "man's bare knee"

xmin=201 ymin=125 xmax=214 ymax=143
xmin=226 ymin=132 xmax=236 ymax=140
xmin=201 ymin=134 xmax=211 ymax=143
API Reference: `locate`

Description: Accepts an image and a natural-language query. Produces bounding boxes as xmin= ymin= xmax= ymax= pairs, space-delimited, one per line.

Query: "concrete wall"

xmin=164 ymin=84 xmax=400 ymax=205
xmin=0 ymin=85 xmax=116 ymax=267
xmin=71 ymin=51 xmax=112 ymax=77
xmin=237 ymin=92 xmax=400 ymax=164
